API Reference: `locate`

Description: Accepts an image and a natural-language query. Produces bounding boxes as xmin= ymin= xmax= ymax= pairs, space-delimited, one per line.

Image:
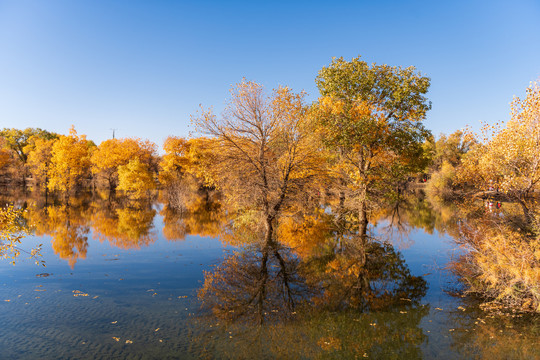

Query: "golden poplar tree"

xmin=48 ymin=126 xmax=93 ymax=196
xmin=91 ymin=138 xmax=157 ymax=190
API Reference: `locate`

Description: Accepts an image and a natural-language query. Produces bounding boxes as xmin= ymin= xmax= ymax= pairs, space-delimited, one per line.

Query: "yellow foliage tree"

xmin=27 ymin=137 xmax=56 ymax=190
xmin=193 ymin=80 xmax=323 ymax=245
xmin=313 ymin=56 xmax=431 ymax=249
xmin=48 ymin=126 xmax=93 ymax=196
xmin=160 ymin=136 xmax=215 ymax=187
xmin=0 ymin=138 xmax=10 ymax=171
xmin=91 ymin=137 xmax=157 ymax=190
xmin=117 ymin=158 xmax=156 ymax=199
xmin=453 ymin=212 xmax=540 ymax=312
xmin=458 ymin=82 xmax=540 ymax=200
xmin=0 ymin=205 xmax=42 ymax=265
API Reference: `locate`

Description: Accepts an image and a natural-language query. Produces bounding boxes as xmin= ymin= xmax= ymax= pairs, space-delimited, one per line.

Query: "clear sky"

xmin=1 ymin=0 xmax=539 ymax=148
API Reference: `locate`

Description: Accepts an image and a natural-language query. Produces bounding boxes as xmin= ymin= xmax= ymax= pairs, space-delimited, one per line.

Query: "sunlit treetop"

xmin=316 ymin=56 xmax=431 ymax=125
xmin=0 ymin=127 xmax=58 ymax=164
xmin=458 ymin=81 xmax=540 ymax=196
xmin=91 ymin=137 xmax=157 ymax=190
xmin=48 ymin=126 xmax=94 ymax=194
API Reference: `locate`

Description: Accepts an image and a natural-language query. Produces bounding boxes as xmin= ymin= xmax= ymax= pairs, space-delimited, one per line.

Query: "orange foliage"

xmin=48 ymin=126 xmax=93 ymax=194
xmin=91 ymin=137 xmax=157 ymax=190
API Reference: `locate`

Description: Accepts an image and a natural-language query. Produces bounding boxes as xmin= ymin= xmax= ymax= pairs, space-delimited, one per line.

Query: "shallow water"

xmin=0 ymin=194 xmax=538 ymax=359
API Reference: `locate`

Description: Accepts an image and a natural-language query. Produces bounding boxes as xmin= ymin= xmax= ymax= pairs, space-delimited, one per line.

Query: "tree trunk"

xmin=357 ymin=183 xmax=370 ymax=302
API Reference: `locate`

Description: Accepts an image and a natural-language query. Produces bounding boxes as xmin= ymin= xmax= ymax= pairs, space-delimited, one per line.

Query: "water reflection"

xmin=90 ymin=201 xmax=156 ymax=249
xmin=199 ymin=244 xmax=310 ymax=324
xmin=1 ymin=190 xmax=539 ymax=358
xmin=4 ymin=193 xmax=158 ymax=267
xmin=195 ymin=201 xmax=430 ymax=356
xmin=27 ymin=201 xmax=92 ymax=268
xmin=160 ymin=194 xmax=225 ymax=241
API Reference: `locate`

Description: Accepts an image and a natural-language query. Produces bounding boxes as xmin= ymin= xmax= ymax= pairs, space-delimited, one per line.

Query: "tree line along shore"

xmin=1 ymin=56 xmax=539 ymax=313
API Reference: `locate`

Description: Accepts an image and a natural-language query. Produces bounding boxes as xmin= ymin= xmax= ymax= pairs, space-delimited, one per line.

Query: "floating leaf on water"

xmin=112 ymin=337 xmax=120 ymax=342
xmin=111 ymin=321 xmax=117 ymax=324
xmin=125 ymin=340 xmax=133 ymax=344
xmin=36 ymin=273 xmax=52 ymax=277
xmin=73 ymin=290 xmax=89 ymax=297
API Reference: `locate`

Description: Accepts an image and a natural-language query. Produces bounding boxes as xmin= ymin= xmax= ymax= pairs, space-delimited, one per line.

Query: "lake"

xmin=0 ymin=192 xmax=538 ymax=359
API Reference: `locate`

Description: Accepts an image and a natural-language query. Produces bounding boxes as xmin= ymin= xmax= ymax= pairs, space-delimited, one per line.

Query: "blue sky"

xmin=1 ymin=0 xmax=539 ymax=148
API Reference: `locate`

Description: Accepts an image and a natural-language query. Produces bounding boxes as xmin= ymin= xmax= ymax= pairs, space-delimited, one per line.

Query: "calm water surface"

xmin=0 ymin=194 xmax=538 ymax=359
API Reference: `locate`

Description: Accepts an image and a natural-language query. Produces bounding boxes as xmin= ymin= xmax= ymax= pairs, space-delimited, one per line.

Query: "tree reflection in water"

xmin=17 ymin=193 xmax=158 ymax=267
xmin=196 ymin=204 xmax=429 ymax=358
xmin=90 ymin=199 xmax=156 ymax=250
xmin=25 ymin=196 xmax=93 ymax=268
xmin=160 ymin=194 xmax=225 ymax=241
xmin=198 ymin=243 xmax=310 ymax=325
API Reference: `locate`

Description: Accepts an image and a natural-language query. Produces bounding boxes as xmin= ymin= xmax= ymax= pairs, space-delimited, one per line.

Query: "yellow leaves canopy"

xmin=48 ymin=126 xmax=93 ymax=193
xmin=160 ymin=136 xmax=215 ymax=187
xmin=117 ymin=158 xmax=156 ymax=199
xmin=91 ymin=137 xmax=157 ymax=189
xmin=27 ymin=137 xmax=55 ymax=187
xmin=458 ymin=82 xmax=540 ymax=195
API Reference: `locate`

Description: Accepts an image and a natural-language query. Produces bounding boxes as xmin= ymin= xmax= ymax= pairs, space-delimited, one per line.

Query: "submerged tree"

xmin=117 ymin=158 xmax=157 ymax=199
xmin=193 ymin=80 xmax=323 ymax=245
xmin=312 ymin=56 xmax=431 ymax=286
xmin=458 ymin=81 xmax=540 ymax=217
xmin=0 ymin=127 xmax=58 ymax=186
xmin=159 ymin=136 xmax=215 ymax=210
xmin=27 ymin=137 xmax=56 ymax=193
xmin=48 ymin=126 xmax=94 ymax=198
xmin=91 ymin=137 xmax=157 ymax=191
